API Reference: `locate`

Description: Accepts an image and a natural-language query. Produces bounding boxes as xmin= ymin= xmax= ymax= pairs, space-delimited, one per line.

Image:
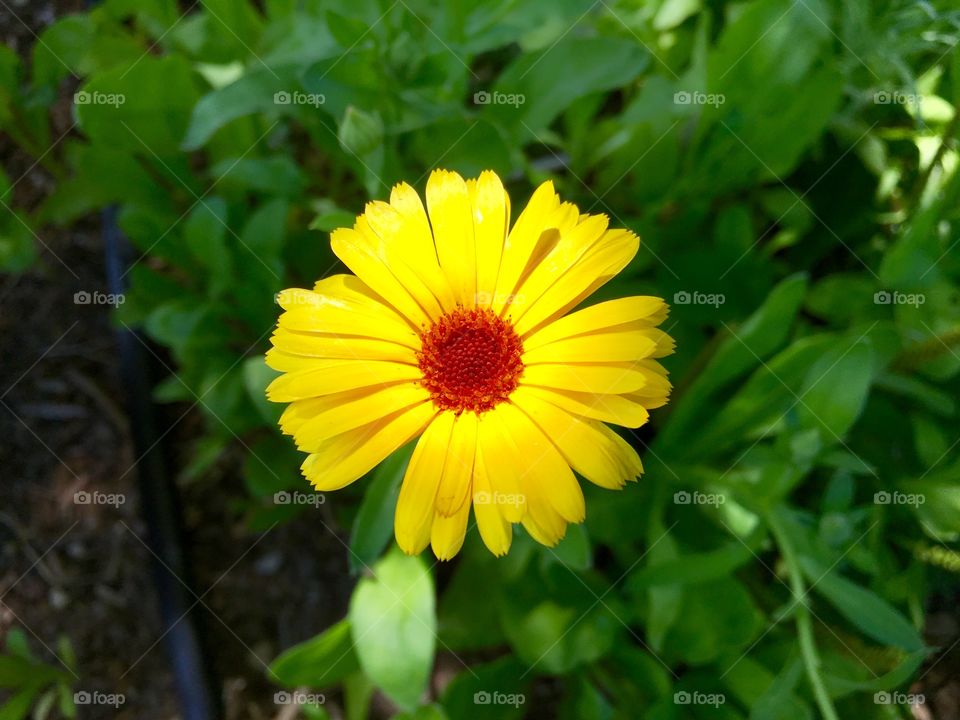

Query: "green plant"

xmin=3 ymin=0 xmax=959 ymax=717
xmin=0 ymin=630 xmax=77 ymax=720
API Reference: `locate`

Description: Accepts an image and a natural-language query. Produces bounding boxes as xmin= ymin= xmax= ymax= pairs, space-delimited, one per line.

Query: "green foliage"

xmin=3 ymin=0 xmax=960 ymax=717
xmin=0 ymin=631 xmax=77 ymax=720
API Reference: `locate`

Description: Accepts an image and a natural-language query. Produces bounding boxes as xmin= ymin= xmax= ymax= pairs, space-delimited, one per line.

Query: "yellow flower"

xmin=266 ymin=169 xmax=673 ymax=559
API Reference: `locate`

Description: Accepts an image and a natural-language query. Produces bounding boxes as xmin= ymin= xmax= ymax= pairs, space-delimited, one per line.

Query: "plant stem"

xmin=767 ymin=512 xmax=840 ymax=720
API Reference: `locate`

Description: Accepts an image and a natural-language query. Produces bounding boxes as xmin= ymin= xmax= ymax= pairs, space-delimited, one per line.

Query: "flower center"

xmin=417 ymin=307 xmax=524 ymax=415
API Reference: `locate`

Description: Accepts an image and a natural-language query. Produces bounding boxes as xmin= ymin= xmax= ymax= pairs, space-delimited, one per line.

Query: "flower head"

xmin=266 ymin=169 xmax=673 ymax=559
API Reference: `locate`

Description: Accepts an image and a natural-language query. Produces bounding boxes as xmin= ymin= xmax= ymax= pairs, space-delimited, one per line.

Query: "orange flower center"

xmin=417 ymin=307 xmax=524 ymax=414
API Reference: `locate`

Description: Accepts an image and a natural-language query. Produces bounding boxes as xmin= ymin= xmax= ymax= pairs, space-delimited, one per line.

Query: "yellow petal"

xmin=521 ymin=508 xmax=567 ymax=547
xmin=279 ymin=397 xmax=329 ymax=436
xmin=292 ymin=383 xmax=431 ymax=452
xmin=360 ymin=204 xmax=448 ymax=319
xmin=476 ymin=406 xmax=528 ymax=522
xmin=518 ymin=385 xmax=650 ymax=428
xmin=626 ymin=360 xmax=673 ymax=408
xmin=521 ymin=329 xmax=659 ymax=365
xmin=521 ymin=363 xmax=648 ymax=395
xmin=435 ymin=412 xmax=478 ymax=517
xmin=497 ymin=402 xmax=584 ymax=523
xmin=523 ymin=296 xmax=669 ymax=349
xmin=269 ymin=328 xmax=417 ymax=363
xmin=278 ymin=304 xmax=419 ymax=349
xmin=472 ymin=447 xmax=512 ymax=556
xmin=266 ymin=360 xmax=421 ymax=401
xmin=510 ymin=212 xmax=607 ymax=314
xmin=493 ymin=181 xmax=560 ymax=311
xmin=395 ymin=412 xmax=455 ymax=554
xmin=512 ymin=228 xmax=640 ymax=337
xmin=331 ymin=226 xmax=433 ymax=328
xmin=426 ymin=169 xmax=476 ymax=304
xmin=300 ymin=401 xmax=435 ymax=491
xmin=431 ymin=492 xmax=472 ymax=560
xmin=388 ymin=182 xmax=458 ymax=311
xmin=511 ymin=387 xmax=642 ymax=489
xmin=468 ymin=171 xmax=510 ymax=308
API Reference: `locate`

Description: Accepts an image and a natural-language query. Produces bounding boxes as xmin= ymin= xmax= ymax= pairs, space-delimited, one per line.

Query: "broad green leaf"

xmin=76 ymin=55 xmax=200 ymax=156
xmin=627 ymin=537 xmax=756 ymax=590
xmin=210 ymin=156 xmax=306 ymax=197
xmin=0 ymin=682 xmax=42 ymax=720
xmin=795 ymin=339 xmax=875 ymax=441
xmin=490 ymin=36 xmax=649 ymax=141
xmin=270 ymin=619 xmax=360 ymax=688
xmin=440 ymin=656 xmax=528 ymax=720
xmin=657 ymin=274 xmax=808 ymax=452
xmin=349 ymin=549 xmax=436 ymax=711
xmin=799 ymin=557 xmax=924 ymax=652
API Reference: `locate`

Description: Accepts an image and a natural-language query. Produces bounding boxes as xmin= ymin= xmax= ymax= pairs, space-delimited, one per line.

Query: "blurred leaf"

xmin=799 ymin=557 xmax=924 ymax=652
xmin=440 ymin=656 xmax=528 ymax=720
xmin=349 ymin=443 xmax=414 ymax=573
xmin=349 ymin=549 xmax=436 ymax=711
xmin=270 ymin=619 xmax=360 ymax=688
xmin=491 ymin=36 xmax=649 ymax=141
xmin=76 ymin=55 xmax=199 ymax=155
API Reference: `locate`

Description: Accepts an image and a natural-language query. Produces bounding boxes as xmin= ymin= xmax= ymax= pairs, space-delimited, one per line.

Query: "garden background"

xmin=1 ymin=0 xmax=960 ymax=718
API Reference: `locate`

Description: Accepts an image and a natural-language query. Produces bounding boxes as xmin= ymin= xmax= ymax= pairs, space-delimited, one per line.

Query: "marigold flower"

xmin=266 ymin=170 xmax=673 ymax=559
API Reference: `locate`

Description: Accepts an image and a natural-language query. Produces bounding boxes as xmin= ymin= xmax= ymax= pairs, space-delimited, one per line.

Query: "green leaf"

xmin=491 ymin=36 xmax=649 ymax=141
xmin=242 ymin=355 xmax=282 ymax=425
xmin=798 ymin=557 xmax=924 ymax=652
xmin=543 ymin=524 xmax=591 ymax=572
xmin=349 ymin=549 xmax=436 ymax=711
xmin=794 ymin=339 xmax=875 ymax=441
xmin=440 ymin=656 xmax=528 ymax=720
xmin=75 ymin=55 xmax=200 ymax=156
xmin=391 ymin=704 xmax=449 ymax=720
xmin=183 ymin=197 xmax=231 ymax=297
xmin=349 ymin=444 xmax=414 ymax=573
xmin=0 ymin=682 xmax=42 ymax=720
xmin=270 ymin=619 xmax=360 ymax=688
xmin=657 ymin=274 xmax=808 ymax=453
xmin=338 ymin=106 xmax=384 ymax=156
xmin=627 ymin=537 xmax=756 ymax=590
xmin=210 ymin=155 xmax=306 ymax=197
